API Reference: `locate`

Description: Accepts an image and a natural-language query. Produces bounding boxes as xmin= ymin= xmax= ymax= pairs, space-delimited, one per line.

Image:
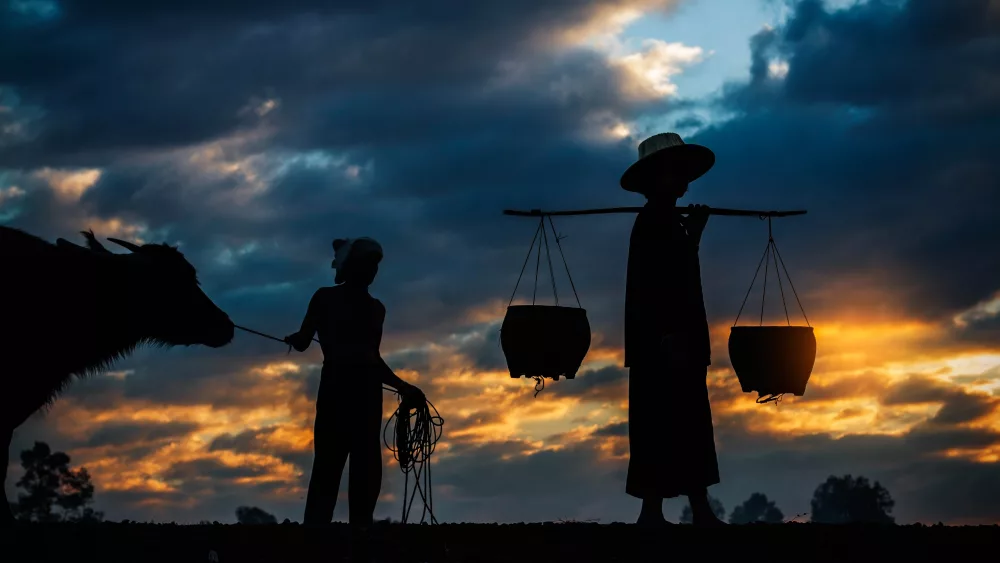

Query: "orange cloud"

xmin=16 ymin=291 xmax=1000 ymax=523
xmin=34 ymin=167 xmax=102 ymax=201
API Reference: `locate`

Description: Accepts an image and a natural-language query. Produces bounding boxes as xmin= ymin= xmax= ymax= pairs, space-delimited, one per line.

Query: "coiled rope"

xmin=233 ymin=324 xmax=443 ymax=524
xmin=383 ymin=393 xmax=443 ymax=524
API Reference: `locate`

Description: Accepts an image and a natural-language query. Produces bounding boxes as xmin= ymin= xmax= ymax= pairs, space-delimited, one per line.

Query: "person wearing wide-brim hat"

xmin=621 ymin=133 xmax=725 ymax=527
xmin=284 ymin=237 xmax=426 ymax=554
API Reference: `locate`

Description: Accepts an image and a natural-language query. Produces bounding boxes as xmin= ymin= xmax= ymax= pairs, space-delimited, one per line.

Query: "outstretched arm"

xmin=285 ymin=290 xmax=321 ymax=352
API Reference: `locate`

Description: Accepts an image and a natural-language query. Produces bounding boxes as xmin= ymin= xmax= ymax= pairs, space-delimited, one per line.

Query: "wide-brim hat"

xmin=620 ymin=132 xmax=715 ymax=194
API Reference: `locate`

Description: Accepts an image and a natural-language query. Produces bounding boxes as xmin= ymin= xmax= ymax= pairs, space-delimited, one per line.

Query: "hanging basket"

xmin=729 ymin=216 xmax=816 ymax=403
xmin=501 ymin=215 xmax=590 ymax=383
xmin=501 ymin=305 xmax=591 ymax=380
xmin=729 ymin=326 xmax=816 ymax=397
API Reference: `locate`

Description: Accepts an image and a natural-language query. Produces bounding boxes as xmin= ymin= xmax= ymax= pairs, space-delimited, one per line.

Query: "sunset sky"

xmin=3 ymin=0 xmax=1000 ymax=525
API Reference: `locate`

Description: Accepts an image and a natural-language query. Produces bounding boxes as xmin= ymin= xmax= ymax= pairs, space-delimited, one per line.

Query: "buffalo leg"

xmin=1 ymin=425 xmax=12 ymax=524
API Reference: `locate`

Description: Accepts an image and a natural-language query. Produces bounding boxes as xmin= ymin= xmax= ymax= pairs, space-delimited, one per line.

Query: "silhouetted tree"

xmin=236 ymin=506 xmax=278 ymax=525
xmin=810 ymin=474 xmax=895 ymax=524
xmin=679 ymin=495 xmax=725 ymax=524
xmin=729 ymin=492 xmax=784 ymax=524
xmin=11 ymin=442 xmax=104 ymax=523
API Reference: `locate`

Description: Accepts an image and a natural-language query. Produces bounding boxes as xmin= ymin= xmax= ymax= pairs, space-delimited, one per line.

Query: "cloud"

xmin=612 ymin=39 xmax=707 ymax=99
xmin=0 ymin=185 xmax=25 ymax=205
xmin=33 ymin=167 xmax=102 ymax=201
xmin=554 ymin=365 xmax=629 ymax=402
xmin=84 ymin=421 xmax=201 ymax=449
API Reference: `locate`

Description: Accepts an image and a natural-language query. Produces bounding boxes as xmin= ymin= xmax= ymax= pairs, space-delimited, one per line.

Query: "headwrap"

xmin=332 ymin=237 xmax=383 ymax=283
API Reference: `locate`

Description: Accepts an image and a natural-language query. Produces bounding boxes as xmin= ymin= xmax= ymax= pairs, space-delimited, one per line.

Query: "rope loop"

xmin=532 ymin=376 xmax=545 ymax=397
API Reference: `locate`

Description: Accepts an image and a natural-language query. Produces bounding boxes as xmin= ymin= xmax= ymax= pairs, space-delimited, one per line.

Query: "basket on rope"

xmin=501 ymin=215 xmax=591 ymax=383
xmin=728 ymin=216 xmax=816 ymax=403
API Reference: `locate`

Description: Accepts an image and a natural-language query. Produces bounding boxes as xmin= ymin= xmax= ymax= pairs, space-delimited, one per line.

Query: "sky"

xmin=2 ymin=0 xmax=1000 ymax=525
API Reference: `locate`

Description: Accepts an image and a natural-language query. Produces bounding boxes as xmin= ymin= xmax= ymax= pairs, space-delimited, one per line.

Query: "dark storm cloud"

xmin=882 ymin=375 xmax=956 ymax=405
xmin=555 ymin=366 xmax=629 ymax=401
xmin=951 ymin=314 xmax=1000 ymax=348
xmin=929 ymin=391 xmax=997 ymax=425
xmin=84 ymin=421 xmax=200 ymax=448
xmin=691 ymin=0 xmax=1000 ymax=325
xmin=208 ymin=427 xmax=280 ymax=454
xmin=0 ymin=0 xmax=661 ymax=167
xmin=2 ymin=0 xmax=661 ymax=357
xmin=208 ymin=427 xmax=316 ymax=484
xmin=880 ymin=374 xmax=999 ymax=425
xmin=442 ymin=410 xmax=506 ymax=436
xmin=593 ymin=421 xmax=628 ymax=437
xmin=162 ymin=458 xmax=270 ymax=482
xmin=55 ymin=347 xmax=318 ymax=409
xmin=448 ymin=320 xmax=507 ymax=372
xmin=801 ymin=372 xmax=889 ymax=402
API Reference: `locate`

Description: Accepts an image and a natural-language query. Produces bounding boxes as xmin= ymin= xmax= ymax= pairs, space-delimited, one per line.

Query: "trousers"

xmin=303 ymin=371 xmax=383 ymax=527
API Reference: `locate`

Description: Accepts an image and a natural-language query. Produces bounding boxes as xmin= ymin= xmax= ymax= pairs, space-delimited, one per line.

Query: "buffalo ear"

xmin=81 ymin=229 xmax=111 ymax=253
xmin=332 ymin=238 xmax=349 ymax=251
xmin=107 ymin=238 xmax=143 ymax=253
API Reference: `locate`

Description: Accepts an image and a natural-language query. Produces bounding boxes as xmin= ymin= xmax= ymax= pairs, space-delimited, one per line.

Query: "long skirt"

xmin=626 ymin=356 xmax=720 ymax=499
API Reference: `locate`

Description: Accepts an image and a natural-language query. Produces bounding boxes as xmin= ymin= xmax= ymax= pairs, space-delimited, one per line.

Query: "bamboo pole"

xmin=503 ymin=207 xmax=807 ymax=218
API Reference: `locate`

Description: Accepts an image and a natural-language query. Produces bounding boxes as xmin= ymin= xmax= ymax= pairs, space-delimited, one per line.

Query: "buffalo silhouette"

xmin=0 ymin=227 xmax=234 ymax=522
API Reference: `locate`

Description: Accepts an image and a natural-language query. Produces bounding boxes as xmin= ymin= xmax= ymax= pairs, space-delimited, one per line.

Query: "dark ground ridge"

xmin=1 ymin=522 xmax=998 ymax=562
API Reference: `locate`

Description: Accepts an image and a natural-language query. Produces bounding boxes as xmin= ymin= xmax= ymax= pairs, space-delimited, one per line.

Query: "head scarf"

xmin=332 ymin=237 xmax=383 ymax=283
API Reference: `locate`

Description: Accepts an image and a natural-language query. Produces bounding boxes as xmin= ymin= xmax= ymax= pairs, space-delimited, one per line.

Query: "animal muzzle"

xmin=203 ymin=313 xmax=235 ymax=348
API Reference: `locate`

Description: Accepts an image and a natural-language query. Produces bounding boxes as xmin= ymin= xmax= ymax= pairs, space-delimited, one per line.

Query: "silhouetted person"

xmin=284 ymin=237 xmax=423 ymax=547
xmin=620 ymin=133 xmax=725 ymax=527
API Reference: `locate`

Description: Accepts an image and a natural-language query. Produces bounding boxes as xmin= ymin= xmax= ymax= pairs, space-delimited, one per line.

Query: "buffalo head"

xmin=107 ymin=237 xmax=234 ymax=348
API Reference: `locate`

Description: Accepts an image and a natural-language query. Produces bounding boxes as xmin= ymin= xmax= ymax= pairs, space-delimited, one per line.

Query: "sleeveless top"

xmin=298 ymin=284 xmax=385 ymax=372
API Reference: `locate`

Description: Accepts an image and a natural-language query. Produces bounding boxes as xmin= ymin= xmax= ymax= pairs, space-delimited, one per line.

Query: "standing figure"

xmin=620 ymin=133 xmax=725 ymax=527
xmin=284 ymin=237 xmax=424 ymax=538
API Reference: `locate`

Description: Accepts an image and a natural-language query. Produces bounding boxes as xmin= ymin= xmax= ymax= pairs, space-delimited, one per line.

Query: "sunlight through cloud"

xmin=34 ymin=167 xmax=102 ymax=202
xmin=612 ymin=39 xmax=706 ymax=99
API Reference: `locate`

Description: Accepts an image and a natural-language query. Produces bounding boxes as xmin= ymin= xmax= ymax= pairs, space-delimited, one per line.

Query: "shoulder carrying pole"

xmin=503 ymin=207 xmax=807 ymax=218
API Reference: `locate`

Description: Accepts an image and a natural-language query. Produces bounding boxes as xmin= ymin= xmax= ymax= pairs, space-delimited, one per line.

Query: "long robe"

xmin=623 ymin=200 xmax=720 ymax=499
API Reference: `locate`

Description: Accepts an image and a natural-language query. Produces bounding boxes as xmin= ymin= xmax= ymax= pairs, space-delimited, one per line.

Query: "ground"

xmin=1 ymin=522 xmax=997 ymax=562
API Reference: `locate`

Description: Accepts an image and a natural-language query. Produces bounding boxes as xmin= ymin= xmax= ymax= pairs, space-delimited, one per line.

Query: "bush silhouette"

xmin=679 ymin=495 xmax=725 ymax=523
xmin=236 ymin=506 xmax=279 ymax=525
xmin=810 ymin=474 xmax=895 ymax=524
xmin=729 ymin=492 xmax=784 ymax=524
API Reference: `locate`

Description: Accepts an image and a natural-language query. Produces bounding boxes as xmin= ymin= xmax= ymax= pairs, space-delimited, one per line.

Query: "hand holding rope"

xmin=233 ymin=324 xmax=444 ymax=525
